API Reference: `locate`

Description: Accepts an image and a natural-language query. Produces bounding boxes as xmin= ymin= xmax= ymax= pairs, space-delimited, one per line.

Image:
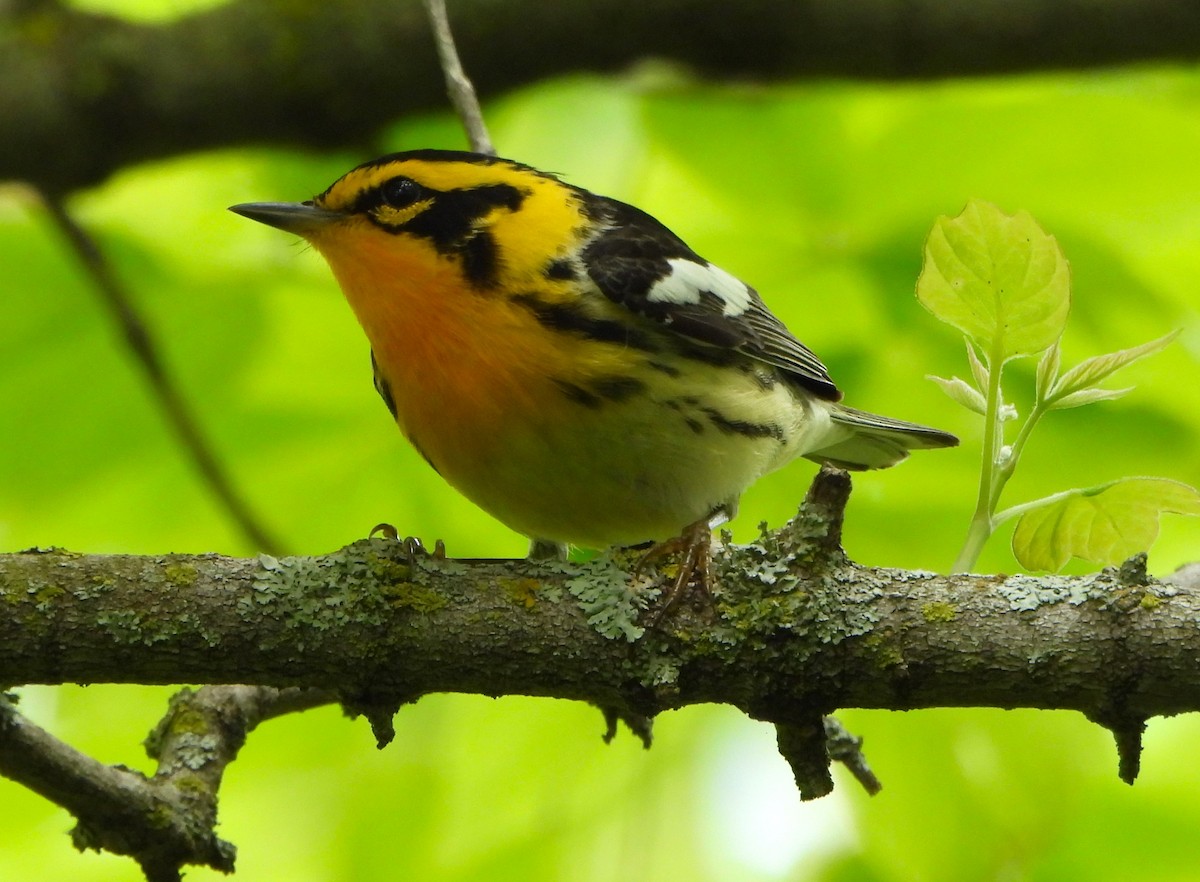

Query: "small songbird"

xmin=231 ymin=149 xmax=957 ymax=561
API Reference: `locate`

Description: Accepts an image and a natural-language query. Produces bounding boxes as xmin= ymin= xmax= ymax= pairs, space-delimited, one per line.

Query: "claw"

xmin=369 ymin=525 xmax=447 ymax=564
xmin=370 ymin=523 xmax=400 ymax=541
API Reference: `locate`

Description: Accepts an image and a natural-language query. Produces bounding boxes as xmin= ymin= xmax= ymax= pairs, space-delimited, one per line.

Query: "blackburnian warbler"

xmin=231 ymin=150 xmax=957 ymax=557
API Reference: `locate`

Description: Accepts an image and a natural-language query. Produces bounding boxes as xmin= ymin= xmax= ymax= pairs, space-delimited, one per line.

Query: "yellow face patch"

xmin=310 ymin=154 xmax=589 ymax=291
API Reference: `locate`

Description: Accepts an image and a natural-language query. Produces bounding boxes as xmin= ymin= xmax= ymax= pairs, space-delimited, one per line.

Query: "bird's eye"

xmin=379 ymin=177 xmax=423 ymax=209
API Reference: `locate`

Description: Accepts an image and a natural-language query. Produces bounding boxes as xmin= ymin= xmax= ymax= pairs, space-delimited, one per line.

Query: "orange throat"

xmin=311 ymin=228 xmax=548 ymax=468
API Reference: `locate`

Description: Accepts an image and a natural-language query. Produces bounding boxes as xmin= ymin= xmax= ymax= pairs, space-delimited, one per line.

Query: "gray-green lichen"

xmin=922 ymin=600 xmax=957 ymax=622
xmin=699 ymin=525 xmax=883 ymax=659
xmin=995 ymin=574 xmax=1108 ymax=611
xmin=497 ymin=577 xmax=544 ymax=609
xmin=163 ymin=562 xmax=198 ymax=587
xmin=243 ymin=540 xmax=449 ymax=649
xmin=565 ymin=552 xmax=659 ymax=642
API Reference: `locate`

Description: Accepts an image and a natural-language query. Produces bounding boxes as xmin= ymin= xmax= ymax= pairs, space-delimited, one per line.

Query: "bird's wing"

xmin=579 ymin=196 xmax=841 ymax=400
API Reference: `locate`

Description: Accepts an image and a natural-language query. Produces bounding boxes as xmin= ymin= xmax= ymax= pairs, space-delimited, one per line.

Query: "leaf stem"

xmin=952 ymin=348 xmax=1006 ymax=573
xmin=987 ymin=400 xmax=1045 ymax=512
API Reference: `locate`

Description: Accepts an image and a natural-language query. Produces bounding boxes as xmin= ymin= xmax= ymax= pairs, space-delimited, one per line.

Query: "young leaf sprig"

xmin=917 ymin=199 xmax=1198 ymax=573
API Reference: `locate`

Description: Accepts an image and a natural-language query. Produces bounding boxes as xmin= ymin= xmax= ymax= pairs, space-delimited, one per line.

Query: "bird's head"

xmin=230 ymin=149 xmax=587 ymax=289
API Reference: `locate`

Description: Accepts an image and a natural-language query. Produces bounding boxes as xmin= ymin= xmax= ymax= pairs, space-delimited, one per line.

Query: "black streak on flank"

xmin=371 ymin=350 xmax=398 ymax=419
xmin=545 ymin=258 xmax=577 ymax=281
xmin=646 ymin=360 xmax=681 ymax=377
xmin=553 ymin=376 xmax=646 ymax=408
xmin=512 ymin=295 xmax=660 ymax=353
xmin=665 ymin=397 xmax=705 ymax=434
xmin=590 ymin=376 xmax=645 ymax=402
xmin=701 ymin=406 xmax=785 ymax=442
xmin=554 ymin=379 xmax=601 ymax=408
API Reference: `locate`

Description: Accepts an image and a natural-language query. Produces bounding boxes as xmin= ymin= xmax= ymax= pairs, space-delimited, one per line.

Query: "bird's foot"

xmin=369 ymin=524 xmax=446 ymax=565
xmin=638 ymin=517 xmax=715 ymax=626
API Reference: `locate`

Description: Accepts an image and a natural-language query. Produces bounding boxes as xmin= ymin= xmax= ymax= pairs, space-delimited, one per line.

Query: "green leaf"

xmin=1012 ymin=478 xmax=1200 ymax=571
xmin=1036 ymin=340 xmax=1061 ymax=403
xmin=1050 ymin=329 xmax=1181 ymax=401
xmin=928 ymin=374 xmax=987 ymax=415
xmin=917 ymin=199 xmax=1071 ymax=362
xmin=965 ymin=340 xmax=990 ymax=392
xmin=1048 ymin=386 xmax=1134 ymax=411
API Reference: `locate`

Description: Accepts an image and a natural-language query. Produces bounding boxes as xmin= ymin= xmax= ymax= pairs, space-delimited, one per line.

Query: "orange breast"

xmin=311 ymin=223 xmax=582 ymax=477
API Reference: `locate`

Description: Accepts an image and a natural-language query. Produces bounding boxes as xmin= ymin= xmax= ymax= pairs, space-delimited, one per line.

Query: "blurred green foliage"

xmin=2 ymin=13 xmax=1199 ymax=881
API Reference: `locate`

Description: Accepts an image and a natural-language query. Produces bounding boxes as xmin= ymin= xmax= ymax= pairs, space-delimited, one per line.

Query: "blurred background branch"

xmin=36 ymin=191 xmax=281 ymax=554
xmin=4 ymin=0 xmax=1200 ymax=194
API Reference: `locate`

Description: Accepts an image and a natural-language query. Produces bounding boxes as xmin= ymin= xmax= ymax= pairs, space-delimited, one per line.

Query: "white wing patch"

xmin=647 ymin=258 xmax=753 ymax=316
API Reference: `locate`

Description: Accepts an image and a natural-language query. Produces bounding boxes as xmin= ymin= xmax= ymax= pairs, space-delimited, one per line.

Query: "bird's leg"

xmin=528 ymin=538 xmax=569 ymax=561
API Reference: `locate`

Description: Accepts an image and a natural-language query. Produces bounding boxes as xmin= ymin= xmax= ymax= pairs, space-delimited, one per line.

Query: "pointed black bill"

xmin=228 ymin=201 xmax=343 ymax=235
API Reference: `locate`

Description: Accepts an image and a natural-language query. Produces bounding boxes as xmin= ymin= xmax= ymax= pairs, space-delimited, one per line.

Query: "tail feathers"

xmin=806 ymin=405 xmax=959 ymax=470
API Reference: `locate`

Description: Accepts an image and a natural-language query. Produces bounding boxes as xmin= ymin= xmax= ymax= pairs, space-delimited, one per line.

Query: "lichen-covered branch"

xmin=2 ymin=479 xmax=1196 ymax=728
xmin=1 ymin=684 xmax=334 ymax=881
xmin=4 ymin=0 xmax=1200 ymax=194
xmin=1 ymin=469 xmax=1197 ymax=877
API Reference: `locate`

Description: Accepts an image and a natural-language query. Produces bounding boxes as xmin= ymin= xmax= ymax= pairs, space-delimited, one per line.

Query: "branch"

xmin=34 ymin=191 xmax=282 ymax=555
xmin=1 ymin=469 xmax=1195 ymax=875
xmin=1 ymin=686 xmax=330 ymax=880
xmin=2 ymin=473 xmax=1194 ymax=739
xmin=4 ymin=0 xmax=1200 ymax=194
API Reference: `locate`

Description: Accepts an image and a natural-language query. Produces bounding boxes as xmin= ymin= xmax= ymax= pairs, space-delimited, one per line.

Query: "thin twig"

xmin=37 ymin=192 xmax=282 ymax=555
xmin=823 ymin=716 xmax=883 ymax=795
xmin=422 ymin=0 xmax=495 ymax=155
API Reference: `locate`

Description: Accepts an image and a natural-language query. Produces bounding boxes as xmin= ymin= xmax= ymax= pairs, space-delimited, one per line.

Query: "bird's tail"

xmin=805 ymin=405 xmax=959 ymax=470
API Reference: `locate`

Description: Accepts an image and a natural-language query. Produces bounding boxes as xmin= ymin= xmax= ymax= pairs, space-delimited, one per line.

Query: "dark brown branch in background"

xmin=4 ymin=0 xmax=1200 ymax=195
xmin=37 ymin=193 xmax=282 ymax=555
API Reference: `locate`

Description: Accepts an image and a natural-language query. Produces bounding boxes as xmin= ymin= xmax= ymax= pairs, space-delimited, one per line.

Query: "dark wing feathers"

xmin=736 ymin=299 xmax=838 ymax=396
xmin=580 ymin=195 xmax=840 ymax=400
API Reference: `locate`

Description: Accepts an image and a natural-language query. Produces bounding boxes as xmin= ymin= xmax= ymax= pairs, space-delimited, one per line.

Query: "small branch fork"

xmin=1 ymin=687 xmax=332 ymax=881
xmin=768 ymin=469 xmax=881 ymax=800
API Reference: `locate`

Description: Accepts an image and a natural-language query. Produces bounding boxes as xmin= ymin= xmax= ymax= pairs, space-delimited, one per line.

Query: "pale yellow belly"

xmin=399 ymin=358 xmax=825 ymax=548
